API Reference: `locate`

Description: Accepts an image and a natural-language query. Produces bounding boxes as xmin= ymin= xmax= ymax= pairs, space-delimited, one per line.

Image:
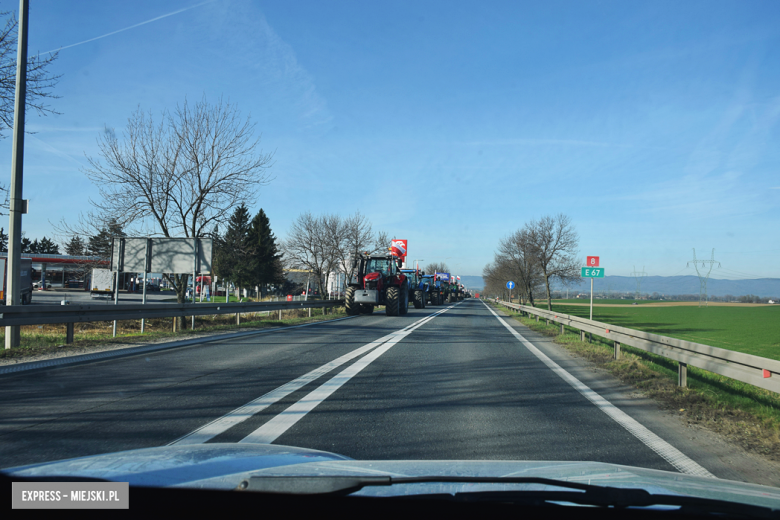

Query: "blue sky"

xmin=1 ymin=0 xmax=778 ymax=280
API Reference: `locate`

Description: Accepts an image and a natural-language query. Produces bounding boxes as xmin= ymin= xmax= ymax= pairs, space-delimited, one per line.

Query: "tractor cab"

xmin=399 ymin=268 xmax=422 ymax=289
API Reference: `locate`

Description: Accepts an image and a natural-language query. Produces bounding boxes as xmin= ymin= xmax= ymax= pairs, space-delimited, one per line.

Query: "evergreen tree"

xmin=88 ymin=219 xmax=125 ymax=259
xmin=38 ymin=237 xmax=60 ymax=254
xmin=65 ymin=236 xmax=86 ymax=256
xmin=21 ymin=234 xmax=32 ymax=253
xmin=88 ymin=228 xmax=111 ymax=258
xmin=0 ymin=228 xmax=6 ymax=253
xmin=250 ymin=209 xmax=285 ymax=297
xmin=216 ymin=204 xmax=256 ymax=298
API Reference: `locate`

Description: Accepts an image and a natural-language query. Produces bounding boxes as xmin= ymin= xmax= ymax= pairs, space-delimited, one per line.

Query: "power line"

xmin=629 ymin=266 xmax=647 ymax=299
xmin=687 ymin=248 xmax=721 ymax=307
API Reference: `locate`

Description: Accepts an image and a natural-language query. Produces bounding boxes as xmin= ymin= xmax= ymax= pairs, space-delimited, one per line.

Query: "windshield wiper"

xmin=239 ymin=476 xmax=776 ymax=518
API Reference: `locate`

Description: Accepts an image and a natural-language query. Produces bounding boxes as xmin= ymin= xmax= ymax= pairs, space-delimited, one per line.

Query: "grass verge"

xmin=537 ymin=301 xmax=780 ymax=360
xmin=0 ymin=306 xmax=348 ymax=363
xmin=490 ymin=302 xmax=780 ymax=461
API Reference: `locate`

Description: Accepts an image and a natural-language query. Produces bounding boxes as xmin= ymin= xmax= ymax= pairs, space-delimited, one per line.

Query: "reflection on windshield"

xmin=366 ymin=259 xmax=391 ymax=275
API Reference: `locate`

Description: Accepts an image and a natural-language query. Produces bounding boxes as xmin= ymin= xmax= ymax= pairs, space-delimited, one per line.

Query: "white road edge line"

xmin=170 ymin=305 xmax=457 ymax=445
xmin=482 ymin=301 xmax=714 ymax=478
xmin=238 ymin=304 xmax=457 ymax=444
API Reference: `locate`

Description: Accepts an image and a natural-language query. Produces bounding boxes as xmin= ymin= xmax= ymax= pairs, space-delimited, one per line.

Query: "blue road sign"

xmin=506 ymin=281 xmax=515 ymax=289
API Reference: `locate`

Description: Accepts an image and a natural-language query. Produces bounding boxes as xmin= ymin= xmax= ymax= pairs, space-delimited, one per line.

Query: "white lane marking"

xmin=482 ymin=302 xmax=714 ymax=478
xmin=170 ymin=306 xmax=456 ymax=445
xmin=239 ymin=305 xmax=456 ymax=444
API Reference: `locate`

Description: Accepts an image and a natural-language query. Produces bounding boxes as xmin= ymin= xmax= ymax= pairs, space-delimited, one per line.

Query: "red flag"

xmin=390 ymin=239 xmax=407 ymax=259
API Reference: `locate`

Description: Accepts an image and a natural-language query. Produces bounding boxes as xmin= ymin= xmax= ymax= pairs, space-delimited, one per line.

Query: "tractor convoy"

xmin=344 ymin=248 xmax=470 ymax=316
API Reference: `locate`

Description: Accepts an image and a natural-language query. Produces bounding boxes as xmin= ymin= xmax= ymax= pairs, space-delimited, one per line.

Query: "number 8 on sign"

xmin=587 ymin=256 xmax=599 ymax=267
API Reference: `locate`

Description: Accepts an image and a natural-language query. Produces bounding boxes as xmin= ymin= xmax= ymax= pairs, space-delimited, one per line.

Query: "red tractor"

xmin=345 ymin=253 xmax=409 ymax=316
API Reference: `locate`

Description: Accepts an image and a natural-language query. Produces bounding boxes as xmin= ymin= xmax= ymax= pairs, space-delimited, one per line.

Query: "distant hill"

xmin=552 ymin=275 xmax=780 ymax=298
xmin=459 ymin=276 xmax=485 ymax=291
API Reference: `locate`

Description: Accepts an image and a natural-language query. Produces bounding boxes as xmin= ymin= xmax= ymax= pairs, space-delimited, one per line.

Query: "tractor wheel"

xmin=360 ymin=304 xmax=374 ymax=314
xmin=400 ymin=284 xmax=409 ymax=315
xmin=345 ymin=287 xmax=360 ymax=316
xmin=386 ymin=287 xmax=400 ymax=316
xmin=413 ymin=290 xmax=423 ymax=309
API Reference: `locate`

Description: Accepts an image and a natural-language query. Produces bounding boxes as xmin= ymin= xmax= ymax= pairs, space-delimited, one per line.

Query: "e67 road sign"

xmin=581 ymin=267 xmax=604 ymax=278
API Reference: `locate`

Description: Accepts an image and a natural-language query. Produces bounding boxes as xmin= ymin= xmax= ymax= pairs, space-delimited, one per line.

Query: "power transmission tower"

xmin=687 ymin=248 xmax=721 ymax=307
xmin=629 ymin=266 xmax=647 ymax=300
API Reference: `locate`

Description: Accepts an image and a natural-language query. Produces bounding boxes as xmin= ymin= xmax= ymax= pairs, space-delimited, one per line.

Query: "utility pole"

xmin=5 ymin=0 xmax=29 ymax=349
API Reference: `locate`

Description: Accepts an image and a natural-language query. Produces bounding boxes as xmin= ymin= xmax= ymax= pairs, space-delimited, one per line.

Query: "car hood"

xmin=4 ymin=443 xmax=780 ymax=510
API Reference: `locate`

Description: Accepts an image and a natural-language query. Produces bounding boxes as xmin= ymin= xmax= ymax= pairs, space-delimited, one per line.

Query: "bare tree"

xmin=526 ymin=214 xmax=580 ymax=310
xmin=62 ymin=96 xmax=274 ymax=311
xmin=282 ymin=212 xmax=334 ymax=299
xmin=283 ymin=212 xmax=388 ymax=297
xmin=0 ymin=11 xmax=61 ymax=213
xmin=0 ymin=11 xmax=61 ymax=137
xmin=424 ymin=262 xmax=450 ymax=276
xmin=497 ymin=228 xmax=544 ymax=306
xmin=335 ymin=212 xmax=383 ymax=286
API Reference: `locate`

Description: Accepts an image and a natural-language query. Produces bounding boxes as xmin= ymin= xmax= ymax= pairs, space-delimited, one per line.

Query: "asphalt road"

xmin=0 ymin=299 xmax=766 ymax=483
xmin=29 ymin=289 xmax=176 ymax=305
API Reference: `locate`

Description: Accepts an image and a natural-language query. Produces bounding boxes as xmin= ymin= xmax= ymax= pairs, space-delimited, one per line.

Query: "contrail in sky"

xmin=39 ymin=0 xmax=218 ymax=56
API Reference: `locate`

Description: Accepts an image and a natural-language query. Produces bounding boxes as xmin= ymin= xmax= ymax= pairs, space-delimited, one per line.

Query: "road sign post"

xmin=581 ymin=265 xmax=605 ymax=321
xmin=506 ymin=281 xmax=515 ymax=303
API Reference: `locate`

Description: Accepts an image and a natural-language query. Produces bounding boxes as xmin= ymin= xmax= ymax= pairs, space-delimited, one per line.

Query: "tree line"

xmin=0 ymin=228 xmax=60 ymax=254
xmin=482 ymin=214 xmax=580 ymax=310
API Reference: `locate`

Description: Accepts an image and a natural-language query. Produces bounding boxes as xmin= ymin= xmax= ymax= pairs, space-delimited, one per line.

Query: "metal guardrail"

xmin=0 ymin=299 xmax=345 ymax=344
xmin=0 ymin=299 xmax=344 ymax=326
xmin=495 ymin=300 xmax=780 ymax=393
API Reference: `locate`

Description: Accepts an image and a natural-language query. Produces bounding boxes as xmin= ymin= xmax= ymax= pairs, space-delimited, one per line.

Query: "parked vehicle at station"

xmin=345 ymin=253 xmax=409 ymax=316
xmin=0 ymin=258 xmax=33 ymax=305
xmin=90 ymin=268 xmax=114 ymax=299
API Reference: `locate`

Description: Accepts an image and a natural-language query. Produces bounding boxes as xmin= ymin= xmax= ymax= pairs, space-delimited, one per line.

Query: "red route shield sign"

xmin=587 ymin=256 xmax=599 ymax=267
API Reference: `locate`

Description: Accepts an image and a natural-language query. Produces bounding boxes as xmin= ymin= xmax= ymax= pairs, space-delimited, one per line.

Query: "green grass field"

xmin=540 ymin=302 xmax=780 ymax=360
